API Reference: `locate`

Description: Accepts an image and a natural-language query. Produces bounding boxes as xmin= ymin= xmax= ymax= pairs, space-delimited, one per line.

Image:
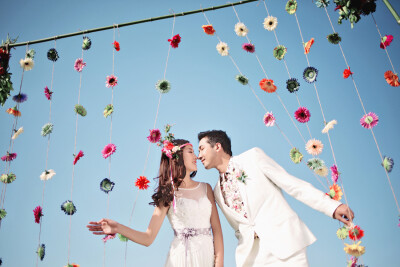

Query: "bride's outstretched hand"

xmin=87 ymin=218 xmax=118 ymax=235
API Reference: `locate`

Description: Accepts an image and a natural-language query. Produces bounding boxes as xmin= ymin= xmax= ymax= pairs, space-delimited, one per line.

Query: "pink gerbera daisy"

xmin=1 ymin=152 xmax=17 ymax=162
xmin=242 ymin=43 xmax=255 ymax=53
xmin=33 ymin=206 xmax=43 ymax=224
xmin=360 ymin=112 xmax=378 ymax=129
xmin=263 ymin=112 xmax=276 ymax=127
xmin=73 ymin=150 xmax=84 ymax=165
xmin=294 ymin=107 xmax=311 ymax=123
xmin=305 ymin=139 xmax=323 ymax=156
xmin=106 ymin=75 xmax=118 ymax=88
xmin=331 ymin=164 xmax=339 ymax=184
xmin=380 ymin=34 xmax=393 ymax=49
xmin=74 ymin=58 xmax=86 ymax=72
xmin=102 ymin=143 xmax=116 ymax=159
xmin=44 ymin=86 xmax=53 ymax=100
xmin=102 ymin=233 xmax=116 ymax=243
xmin=147 ymin=129 xmax=161 ymax=143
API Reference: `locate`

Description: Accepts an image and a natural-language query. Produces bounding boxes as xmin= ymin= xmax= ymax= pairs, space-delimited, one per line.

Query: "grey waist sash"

xmin=174 ymin=227 xmax=212 ymax=267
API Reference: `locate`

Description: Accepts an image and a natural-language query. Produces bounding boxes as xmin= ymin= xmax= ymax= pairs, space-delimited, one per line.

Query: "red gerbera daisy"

xmin=294 ymin=107 xmax=311 ymax=123
xmin=113 ymin=41 xmax=120 ymax=51
xmin=349 ymin=225 xmax=364 ymax=241
xmin=73 ymin=150 xmax=84 ymax=165
xmin=33 ymin=206 xmax=43 ymax=224
xmin=202 ymin=25 xmax=215 ymax=35
xmin=168 ymin=34 xmax=181 ymax=48
xmin=343 ymin=67 xmax=353 ymax=79
xmin=135 ymin=176 xmax=150 ymax=190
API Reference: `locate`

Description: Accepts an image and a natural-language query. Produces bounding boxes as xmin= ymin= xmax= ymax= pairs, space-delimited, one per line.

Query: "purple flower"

xmin=12 ymin=93 xmax=28 ymax=103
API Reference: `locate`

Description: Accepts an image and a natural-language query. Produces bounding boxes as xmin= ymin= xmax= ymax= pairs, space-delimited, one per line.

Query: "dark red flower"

xmin=168 ymin=34 xmax=181 ymax=48
xmin=33 ymin=206 xmax=43 ymax=224
xmin=135 ymin=176 xmax=150 ymax=190
xmin=113 ymin=41 xmax=120 ymax=51
xmin=349 ymin=225 xmax=364 ymax=241
xmin=44 ymin=86 xmax=53 ymax=100
xmin=73 ymin=150 xmax=84 ymax=165
xmin=343 ymin=67 xmax=353 ymax=79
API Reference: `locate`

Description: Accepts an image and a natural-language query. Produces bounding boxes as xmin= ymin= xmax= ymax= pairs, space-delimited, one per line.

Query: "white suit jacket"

xmin=214 ymin=147 xmax=341 ymax=266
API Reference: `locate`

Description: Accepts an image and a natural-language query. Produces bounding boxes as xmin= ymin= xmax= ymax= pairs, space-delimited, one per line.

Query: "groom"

xmin=197 ymin=130 xmax=354 ymax=267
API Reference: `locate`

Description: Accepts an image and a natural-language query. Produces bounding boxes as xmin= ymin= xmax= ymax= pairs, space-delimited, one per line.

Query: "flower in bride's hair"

xmin=263 ymin=16 xmax=278 ymax=31
xmin=263 ymin=112 xmax=275 ymax=127
xmin=305 ymin=139 xmax=323 ymax=156
xmin=135 ymin=176 xmax=150 ymax=190
xmin=33 ymin=206 xmax=43 ymax=224
xmin=102 ymin=143 xmax=116 ymax=159
xmin=234 ymin=22 xmax=248 ymax=36
xmin=216 ymin=41 xmax=229 ymax=56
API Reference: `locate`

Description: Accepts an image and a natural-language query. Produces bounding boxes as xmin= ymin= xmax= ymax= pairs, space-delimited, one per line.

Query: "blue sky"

xmin=1 ymin=0 xmax=400 ymax=266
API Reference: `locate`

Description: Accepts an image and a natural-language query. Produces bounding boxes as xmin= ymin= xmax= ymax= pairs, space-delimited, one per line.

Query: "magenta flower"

xmin=73 ymin=150 xmax=84 ymax=165
xmin=380 ymin=35 xmax=393 ymax=49
xmin=74 ymin=58 xmax=86 ymax=72
xmin=102 ymin=233 xmax=116 ymax=243
xmin=263 ymin=112 xmax=276 ymax=127
xmin=330 ymin=164 xmax=339 ymax=184
xmin=106 ymin=75 xmax=118 ymax=88
xmin=102 ymin=143 xmax=116 ymax=159
xmin=44 ymin=86 xmax=53 ymax=100
xmin=33 ymin=206 xmax=43 ymax=224
xmin=242 ymin=43 xmax=255 ymax=53
xmin=294 ymin=107 xmax=311 ymax=123
xmin=147 ymin=129 xmax=161 ymax=143
xmin=1 ymin=152 xmax=17 ymax=162
xmin=360 ymin=112 xmax=378 ymax=129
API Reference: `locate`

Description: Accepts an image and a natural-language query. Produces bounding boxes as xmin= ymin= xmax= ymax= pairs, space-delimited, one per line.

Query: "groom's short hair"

xmin=198 ymin=130 xmax=232 ymax=156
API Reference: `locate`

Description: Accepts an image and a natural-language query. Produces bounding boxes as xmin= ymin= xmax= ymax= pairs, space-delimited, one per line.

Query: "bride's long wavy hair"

xmin=150 ymin=139 xmax=197 ymax=207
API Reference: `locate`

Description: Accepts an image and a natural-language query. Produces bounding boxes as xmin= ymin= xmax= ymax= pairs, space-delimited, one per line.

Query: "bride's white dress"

xmin=164 ymin=182 xmax=215 ymax=267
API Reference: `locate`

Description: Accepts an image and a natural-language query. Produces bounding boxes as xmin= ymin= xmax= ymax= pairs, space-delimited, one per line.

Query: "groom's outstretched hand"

xmin=333 ymin=204 xmax=354 ymax=226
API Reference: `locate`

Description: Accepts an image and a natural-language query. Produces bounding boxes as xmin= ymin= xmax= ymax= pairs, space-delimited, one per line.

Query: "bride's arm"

xmin=87 ymin=205 xmax=169 ymax=247
xmin=207 ymin=183 xmax=224 ymax=267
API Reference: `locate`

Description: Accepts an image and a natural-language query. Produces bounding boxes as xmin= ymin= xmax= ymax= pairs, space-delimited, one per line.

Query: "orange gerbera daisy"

xmin=202 ymin=25 xmax=215 ymax=35
xmin=327 ymin=184 xmax=343 ymax=201
xmin=259 ymin=79 xmax=277 ymax=93
xmin=135 ymin=176 xmax=150 ymax=190
xmin=6 ymin=106 xmax=21 ymax=117
xmin=304 ymin=38 xmax=314 ymax=54
xmin=384 ymin=70 xmax=400 ymax=87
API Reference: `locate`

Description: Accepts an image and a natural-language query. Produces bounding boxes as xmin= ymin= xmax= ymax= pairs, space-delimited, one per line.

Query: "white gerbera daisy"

xmin=322 ymin=120 xmax=337 ymax=134
xmin=40 ymin=169 xmax=56 ymax=181
xmin=263 ymin=16 xmax=278 ymax=31
xmin=234 ymin=22 xmax=249 ymax=37
xmin=315 ymin=166 xmax=329 ymax=177
xmin=216 ymin=42 xmax=229 ymax=56
xmin=19 ymin=58 xmax=34 ymax=71
xmin=12 ymin=127 xmax=24 ymax=140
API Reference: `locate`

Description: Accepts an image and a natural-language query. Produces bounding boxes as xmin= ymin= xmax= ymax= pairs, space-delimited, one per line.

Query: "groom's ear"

xmin=215 ymin=142 xmax=222 ymax=152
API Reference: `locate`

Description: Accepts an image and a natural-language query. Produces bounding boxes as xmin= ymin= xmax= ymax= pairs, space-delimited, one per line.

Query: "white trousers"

xmin=242 ymin=239 xmax=309 ymax=267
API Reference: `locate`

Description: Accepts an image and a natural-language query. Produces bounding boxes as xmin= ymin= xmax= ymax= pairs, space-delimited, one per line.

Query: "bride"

xmin=87 ymin=138 xmax=224 ymax=267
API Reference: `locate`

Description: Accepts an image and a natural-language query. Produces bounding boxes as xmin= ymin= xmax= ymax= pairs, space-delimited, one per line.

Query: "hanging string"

xmin=202 ymin=8 xmax=328 ymax=190
xmin=67 ymin=39 xmax=85 ymax=266
xmin=321 ymin=6 xmax=400 ymax=215
xmin=0 ymin=44 xmax=29 ymax=230
xmin=124 ymin=12 xmax=177 ymax=267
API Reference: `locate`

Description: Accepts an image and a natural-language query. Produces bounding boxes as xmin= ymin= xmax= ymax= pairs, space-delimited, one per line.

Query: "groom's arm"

xmin=253 ymin=147 xmax=342 ymax=219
